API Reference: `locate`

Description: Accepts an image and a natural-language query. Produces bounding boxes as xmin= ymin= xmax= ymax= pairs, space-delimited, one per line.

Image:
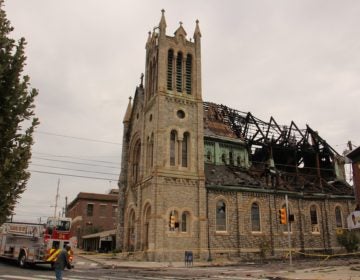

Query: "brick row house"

xmin=66 ymin=190 xmax=118 ymax=250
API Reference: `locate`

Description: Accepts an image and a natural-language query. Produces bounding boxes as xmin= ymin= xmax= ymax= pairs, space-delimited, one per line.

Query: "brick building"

xmin=117 ymin=11 xmax=357 ymax=261
xmin=346 ymin=147 xmax=360 ymax=207
xmin=66 ymin=190 xmax=118 ymax=249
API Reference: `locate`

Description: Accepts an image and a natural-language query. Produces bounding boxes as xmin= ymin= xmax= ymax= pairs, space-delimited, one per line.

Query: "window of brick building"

xmin=251 ymin=202 xmax=261 ymax=232
xmin=216 ymin=200 xmax=227 ymax=231
xmin=99 ymin=204 xmax=107 ymax=217
xmin=170 ymin=130 xmax=177 ymax=166
xmin=112 ymin=205 xmax=118 ymax=217
xmin=335 ymin=206 xmax=343 ymax=228
xmin=181 ymin=212 xmax=189 ymax=232
xmin=310 ymin=205 xmax=320 ymax=233
xmin=86 ymin=204 xmax=94 ymax=217
xmin=182 ymin=132 xmax=189 ymax=167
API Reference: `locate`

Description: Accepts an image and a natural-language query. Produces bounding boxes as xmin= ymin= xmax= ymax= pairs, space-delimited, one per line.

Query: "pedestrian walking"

xmin=54 ymin=244 xmax=71 ymax=280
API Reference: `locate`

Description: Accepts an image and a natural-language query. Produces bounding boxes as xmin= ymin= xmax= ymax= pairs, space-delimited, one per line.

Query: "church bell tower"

xmin=118 ymin=10 xmax=207 ymax=261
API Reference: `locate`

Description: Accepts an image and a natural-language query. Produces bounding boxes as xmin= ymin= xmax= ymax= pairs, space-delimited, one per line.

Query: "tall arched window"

xmin=167 ymin=49 xmax=174 ymax=91
xmin=182 ymin=132 xmax=189 ymax=167
xmin=132 ymin=141 xmax=141 ymax=183
xmin=151 ymin=58 xmax=157 ymax=96
xmin=335 ymin=206 xmax=343 ymax=228
xmin=181 ymin=212 xmax=189 ymax=232
xmin=176 ymin=52 xmax=183 ymax=92
xmin=149 ymin=61 xmax=153 ymax=97
xmin=221 ymin=153 xmax=226 ymax=164
xmin=216 ymin=200 xmax=226 ymax=231
xmin=150 ymin=133 xmax=154 ymax=167
xmin=127 ymin=210 xmax=136 ymax=251
xmin=170 ymin=130 xmax=177 ymax=166
xmin=185 ymin=54 xmax=192 ymax=94
xmin=251 ymin=203 xmax=261 ymax=232
xmin=310 ymin=205 xmax=319 ymax=233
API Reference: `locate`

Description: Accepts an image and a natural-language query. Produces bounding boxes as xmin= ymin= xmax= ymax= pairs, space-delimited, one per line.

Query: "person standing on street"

xmin=54 ymin=244 xmax=71 ymax=280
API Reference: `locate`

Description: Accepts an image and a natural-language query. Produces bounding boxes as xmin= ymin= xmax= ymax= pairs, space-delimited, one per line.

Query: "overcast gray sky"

xmin=5 ymin=0 xmax=359 ymax=223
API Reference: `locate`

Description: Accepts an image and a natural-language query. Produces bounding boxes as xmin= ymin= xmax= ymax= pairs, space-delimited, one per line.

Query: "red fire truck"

xmin=0 ymin=217 xmax=73 ymax=268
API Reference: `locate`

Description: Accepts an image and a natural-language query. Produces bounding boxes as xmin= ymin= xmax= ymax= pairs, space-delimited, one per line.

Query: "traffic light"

xmin=279 ymin=208 xmax=287 ymax=224
xmin=170 ymin=215 xmax=175 ymax=229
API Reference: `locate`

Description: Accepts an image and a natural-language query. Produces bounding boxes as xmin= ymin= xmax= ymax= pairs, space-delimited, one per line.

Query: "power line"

xmin=33 ymin=152 xmax=121 ymax=165
xmin=29 ymin=169 xmax=118 ymax=181
xmin=30 ymin=163 xmax=120 ymax=176
xmin=32 ymin=156 xmax=120 ymax=169
xmin=35 ymin=130 xmax=122 ymax=146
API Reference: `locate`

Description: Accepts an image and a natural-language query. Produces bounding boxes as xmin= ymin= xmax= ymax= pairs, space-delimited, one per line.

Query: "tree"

xmin=0 ymin=0 xmax=39 ymax=224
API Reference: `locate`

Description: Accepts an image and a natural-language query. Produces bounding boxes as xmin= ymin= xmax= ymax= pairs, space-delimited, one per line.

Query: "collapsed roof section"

xmin=203 ymin=102 xmax=352 ymax=196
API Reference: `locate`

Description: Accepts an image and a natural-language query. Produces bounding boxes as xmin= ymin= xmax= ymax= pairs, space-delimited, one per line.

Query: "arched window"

xmin=251 ymin=203 xmax=261 ymax=232
xmin=149 ymin=61 xmax=153 ymax=97
xmin=206 ymin=151 xmax=212 ymax=162
xmin=216 ymin=200 xmax=226 ymax=231
xmin=221 ymin=153 xmax=226 ymax=164
xmin=128 ymin=210 xmax=136 ymax=251
xmin=167 ymin=49 xmax=174 ymax=91
xmin=335 ymin=206 xmax=343 ymax=228
xmin=181 ymin=212 xmax=189 ymax=232
xmin=182 ymin=132 xmax=189 ymax=167
xmin=170 ymin=130 xmax=177 ymax=166
xmin=150 ymin=133 xmax=154 ymax=167
xmin=310 ymin=205 xmax=320 ymax=233
xmin=176 ymin=52 xmax=183 ymax=92
xmin=132 ymin=141 xmax=141 ymax=183
xmin=185 ymin=54 xmax=192 ymax=94
xmin=151 ymin=58 xmax=157 ymax=96
xmin=229 ymin=152 xmax=233 ymax=165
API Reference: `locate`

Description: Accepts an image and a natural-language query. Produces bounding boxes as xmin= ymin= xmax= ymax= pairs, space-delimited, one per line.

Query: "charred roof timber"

xmin=203 ymin=102 xmax=352 ymax=196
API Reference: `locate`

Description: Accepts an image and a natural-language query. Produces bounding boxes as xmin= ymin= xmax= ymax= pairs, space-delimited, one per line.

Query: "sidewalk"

xmin=74 ymin=249 xmax=360 ymax=280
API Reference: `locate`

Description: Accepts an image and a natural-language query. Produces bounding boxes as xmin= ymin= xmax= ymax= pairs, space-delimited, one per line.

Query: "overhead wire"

xmin=30 ymin=163 xmax=120 ymax=176
xmin=33 ymin=152 xmax=121 ymax=165
xmin=29 ymin=170 xmax=118 ymax=181
xmin=32 ymin=156 xmax=120 ymax=169
xmin=35 ymin=130 xmax=122 ymax=146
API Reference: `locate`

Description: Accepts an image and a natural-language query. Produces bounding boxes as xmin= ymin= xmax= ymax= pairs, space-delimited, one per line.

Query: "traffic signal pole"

xmin=285 ymin=194 xmax=292 ymax=266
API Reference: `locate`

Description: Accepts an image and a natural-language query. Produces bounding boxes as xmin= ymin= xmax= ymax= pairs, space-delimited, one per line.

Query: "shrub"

xmin=337 ymin=230 xmax=359 ymax=253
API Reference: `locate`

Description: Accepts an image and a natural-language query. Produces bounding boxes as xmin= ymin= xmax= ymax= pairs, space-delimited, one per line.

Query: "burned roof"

xmin=205 ymin=163 xmax=353 ymax=197
xmin=203 ymin=102 xmax=353 ymax=197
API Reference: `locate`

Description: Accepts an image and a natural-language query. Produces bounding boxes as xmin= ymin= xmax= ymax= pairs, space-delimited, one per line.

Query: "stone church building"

xmin=117 ymin=11 xmax=356 ymax=261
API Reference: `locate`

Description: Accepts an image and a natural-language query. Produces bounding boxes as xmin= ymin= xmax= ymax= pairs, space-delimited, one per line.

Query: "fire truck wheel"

xmin=18 ymin=251 xmax=27 ymax=268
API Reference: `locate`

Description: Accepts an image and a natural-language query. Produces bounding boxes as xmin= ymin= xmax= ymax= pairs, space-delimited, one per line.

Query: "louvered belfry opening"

xmin=167 ymin=49 xmax=174 ymax=91
xmin=176 ymin=52 xmax=183 ymax=92
xmin=185 ymin=54 xmax=192 ymax=94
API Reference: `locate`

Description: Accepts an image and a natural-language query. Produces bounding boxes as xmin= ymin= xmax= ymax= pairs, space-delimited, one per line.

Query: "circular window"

xmin=177 ymin=110 xmax=185 ymax=119
xmin=149 ymin=114 xmax=153 ymax=122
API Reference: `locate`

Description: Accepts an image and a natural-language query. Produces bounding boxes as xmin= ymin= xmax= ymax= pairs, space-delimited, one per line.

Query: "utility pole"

xmin=53 ymin=178 xmax=60 ymax=218
xmin=65 ymin=196 xmax=68 ymax=217
xmin=285 ymin=194 xmax=292 ymax=266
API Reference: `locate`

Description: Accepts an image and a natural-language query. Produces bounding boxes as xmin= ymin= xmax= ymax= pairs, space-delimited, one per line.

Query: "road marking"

xmin=75 ymin=261 xmax=85 ymax=265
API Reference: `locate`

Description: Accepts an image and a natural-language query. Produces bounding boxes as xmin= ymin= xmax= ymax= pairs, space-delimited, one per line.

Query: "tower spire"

xmin=159 ymin=9 xmax=167 ymax=36
xmin=193 ymin=19 xmax=202 ymax=40
xmin=123 ymin=97 xmax=132 ymax=123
